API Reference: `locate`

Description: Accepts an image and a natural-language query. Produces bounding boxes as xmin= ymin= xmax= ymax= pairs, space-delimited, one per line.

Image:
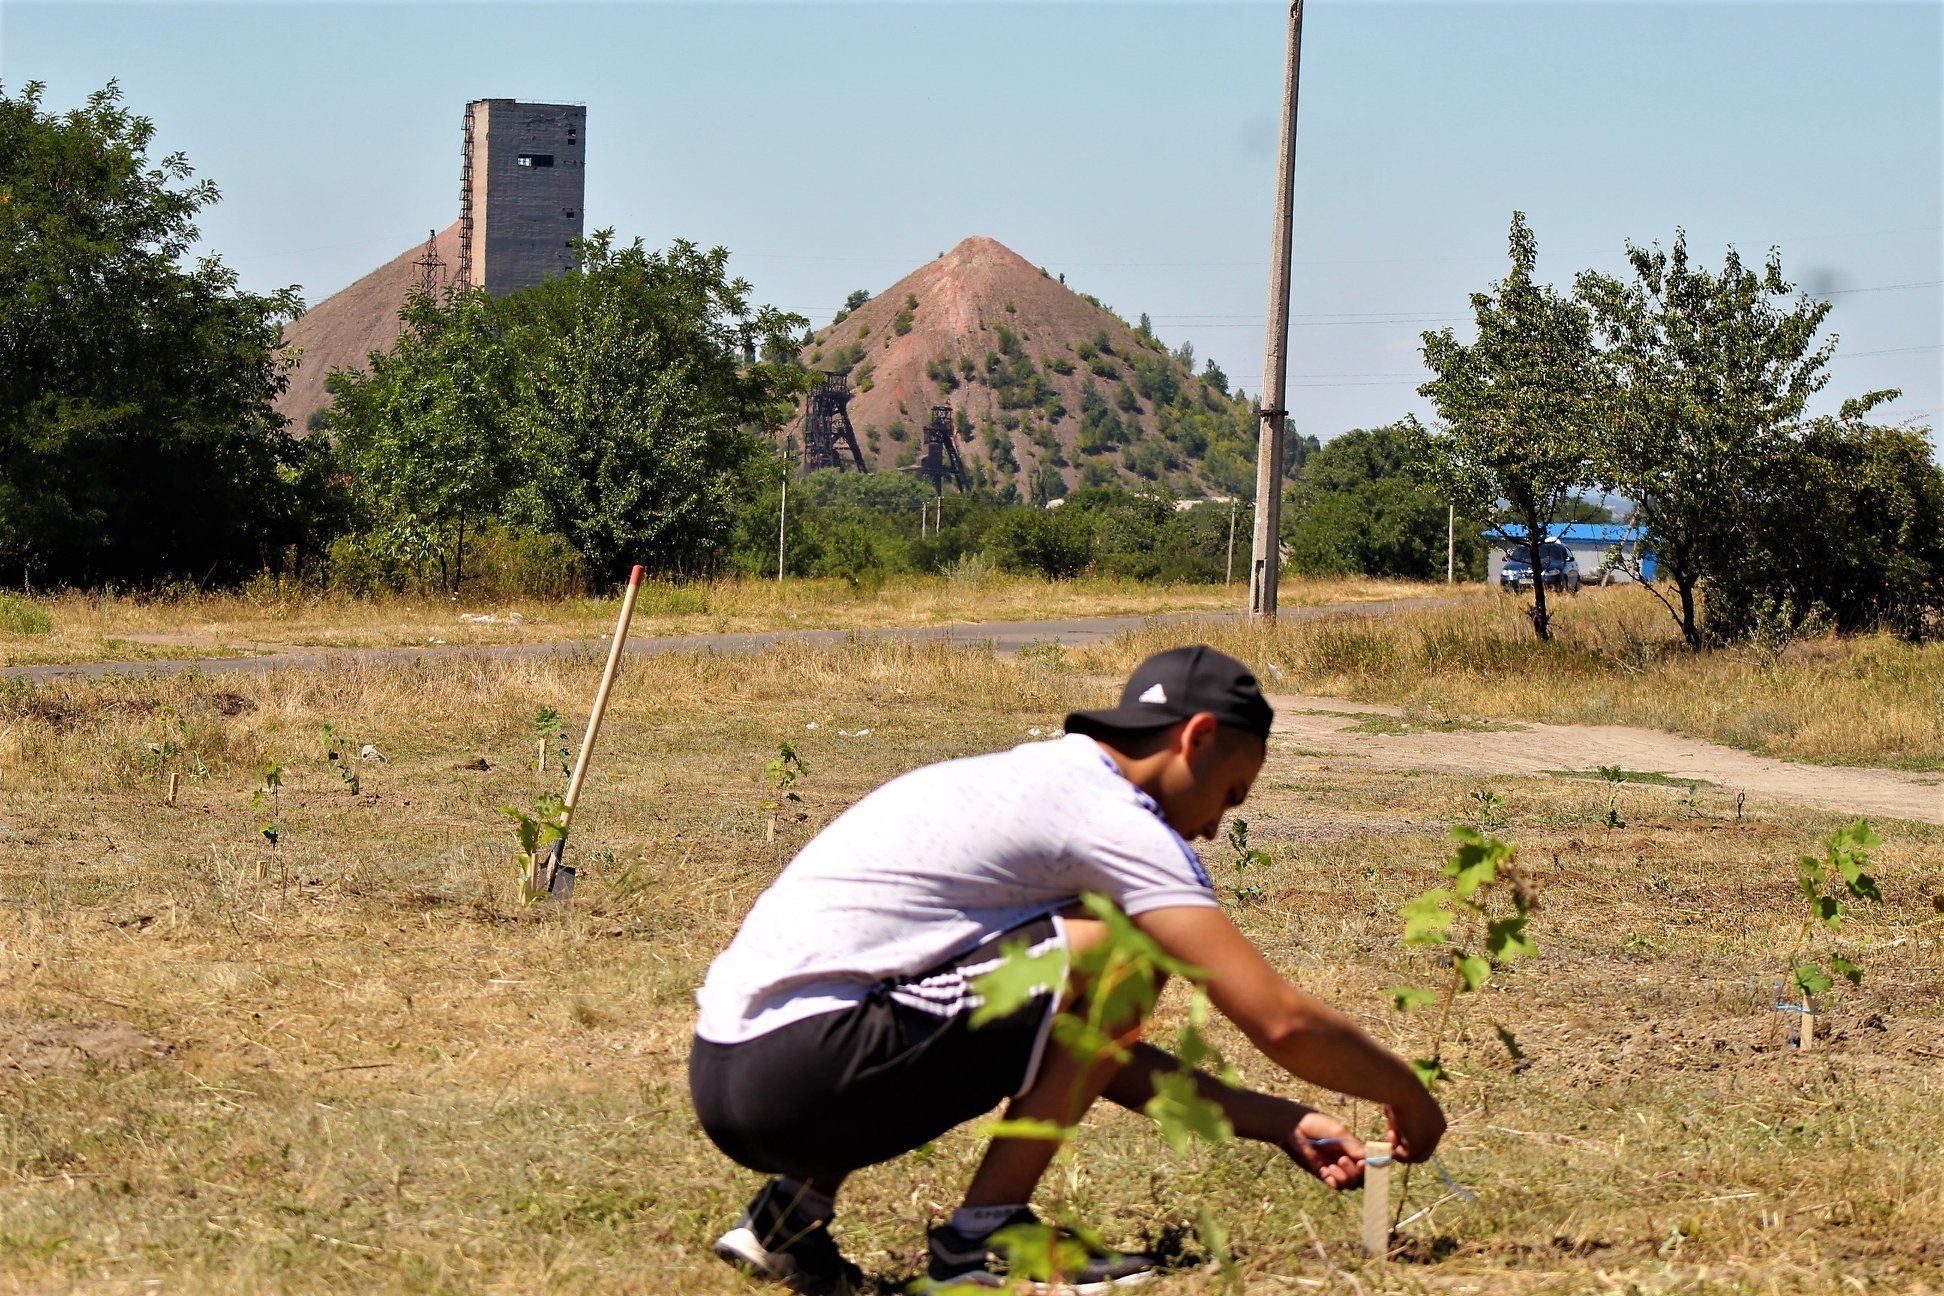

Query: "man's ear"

xmin=1178 ymin=712 xmax=1220 ymax=757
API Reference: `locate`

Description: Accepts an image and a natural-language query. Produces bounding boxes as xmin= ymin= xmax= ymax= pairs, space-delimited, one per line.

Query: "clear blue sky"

xmin=8 ymin=1 xmax=1939 ymax=442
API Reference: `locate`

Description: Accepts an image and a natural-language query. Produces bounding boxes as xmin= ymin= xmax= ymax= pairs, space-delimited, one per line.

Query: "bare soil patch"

xmin=1272 ymin=693 xmax=1942 ymax=824
xmin=0 ymin=1019 xmax=170 ymax=1075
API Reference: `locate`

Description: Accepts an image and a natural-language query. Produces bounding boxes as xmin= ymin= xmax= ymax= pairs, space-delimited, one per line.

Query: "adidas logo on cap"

xmin=1138 ymin=683 xmax=1168 ymax=704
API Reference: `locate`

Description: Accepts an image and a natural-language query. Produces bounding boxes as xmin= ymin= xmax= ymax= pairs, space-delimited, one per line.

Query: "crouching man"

xmin=689 ymin=646 xmax=1445 ymax=1292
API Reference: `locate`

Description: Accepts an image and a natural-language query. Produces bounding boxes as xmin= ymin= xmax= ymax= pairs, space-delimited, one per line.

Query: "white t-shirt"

xmin=694 ymin=733 xmax=1220 ymax=1045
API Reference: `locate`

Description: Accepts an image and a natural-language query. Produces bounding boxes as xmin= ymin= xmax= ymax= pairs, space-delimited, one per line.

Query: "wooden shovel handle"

xmin=560 ymin=565 xmax=645 ymax=826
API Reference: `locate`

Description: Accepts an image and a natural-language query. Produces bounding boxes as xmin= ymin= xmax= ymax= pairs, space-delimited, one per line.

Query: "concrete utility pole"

xmin=777 ymin=474 xmax=788 ymax=581
xmin=1447 ymin=503 xmax=1455 ymax=584
xmin=1248 ymin=0 xmax=1305 ymax=620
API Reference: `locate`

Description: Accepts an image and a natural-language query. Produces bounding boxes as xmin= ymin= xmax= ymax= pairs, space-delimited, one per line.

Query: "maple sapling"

xmin=1782 ymin=818 xmax=1884 ymax=1051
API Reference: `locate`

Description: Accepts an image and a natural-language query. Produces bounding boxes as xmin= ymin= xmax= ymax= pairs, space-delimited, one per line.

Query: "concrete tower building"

xmin=459 ymin=99 xmax=586 ymax=296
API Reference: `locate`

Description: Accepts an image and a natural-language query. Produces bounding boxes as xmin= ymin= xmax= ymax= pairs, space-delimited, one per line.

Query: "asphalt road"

xmin=0 ymin=598 xmax=1455 ymax=684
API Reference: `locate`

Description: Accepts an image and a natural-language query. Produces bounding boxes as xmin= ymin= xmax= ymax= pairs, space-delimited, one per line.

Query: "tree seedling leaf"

xmin=989 ymin=1223 xmax=1089 ymax=1285
xmin=1144 ymin=1070 xmax=1235 ymax=1154
xmin=1485 ymin=913 xmax=1538 ymax=961
xmin=1389 ymin=986 xmax=1440 ymax=1013
xmin=1829 ymin=953 xmax=1864 ymax=986
xmin=1455 ymin=953 xmax=1493 ymax=993
xmin=1401 ymin=889 xmax=1456 ymax=945
xmin=1792 ymin=961 xmax=1834 ymax=999
xmin=1411 ymin=1057 xmax=1449 ymax=1088
xmin=970 ymin=939 xmax=1069 ymax=1026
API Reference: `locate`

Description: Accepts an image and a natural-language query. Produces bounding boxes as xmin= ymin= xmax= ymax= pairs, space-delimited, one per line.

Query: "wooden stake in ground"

xmin=1801 ymin=1006 xmax=1816 ymax=1051
xmin=165 ymin=772 xmax=178 ymax=807
xmin=535 ymin=565 xmax=646 ymax=902
xmin=1362 ymin=1140 xmax=1392 ymax=1258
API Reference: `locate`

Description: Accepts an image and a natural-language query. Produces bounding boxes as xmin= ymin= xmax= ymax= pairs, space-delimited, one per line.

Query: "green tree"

xmin=0 ymin=80 xmax=326 ymax=585
xmin=1708 ymin=396 xmax=1944 ymax=641
xmin=1417 ymin=213 xmax=1605 ymax=640
xmin=326 ymin=286 xmax=513 ymax=590
xmin=1576 ymin=231 xmax=1835 ymax=647
xmin=1284 ymin=425 xmax=1483 ymax=579
xmin=499 ymin=236 xmax=806 ymax=579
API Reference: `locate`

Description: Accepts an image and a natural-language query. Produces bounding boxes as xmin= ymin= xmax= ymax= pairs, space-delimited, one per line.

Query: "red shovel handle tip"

xmin=627 ymin=565 xmax=645 ymax=587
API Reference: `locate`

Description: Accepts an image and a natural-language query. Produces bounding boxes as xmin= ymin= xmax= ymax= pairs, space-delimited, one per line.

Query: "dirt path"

xmin=1270 ymin=694 xmax=1943 ymax=825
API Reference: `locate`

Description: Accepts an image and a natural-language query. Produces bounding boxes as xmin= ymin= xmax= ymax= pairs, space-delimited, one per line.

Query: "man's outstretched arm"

xmin=1133 ymin=905 xmax=1446 ymax=1162
xmin=1102 ymin=1041 xmax=1368 ymax=1190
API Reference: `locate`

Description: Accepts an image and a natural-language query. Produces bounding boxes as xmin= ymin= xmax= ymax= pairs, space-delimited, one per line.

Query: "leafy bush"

xmin=984 ymin=506 xmax=1095 ymax=578
xmin=0 ymin=593 xmax=52 ymax=636
xmin=1707 ymin=415 xmax=1944 ymax=643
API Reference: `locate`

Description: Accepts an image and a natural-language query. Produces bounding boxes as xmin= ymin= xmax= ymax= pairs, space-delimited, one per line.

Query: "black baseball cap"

xmin=1065 ymin=645 xmax=1275 ymax=742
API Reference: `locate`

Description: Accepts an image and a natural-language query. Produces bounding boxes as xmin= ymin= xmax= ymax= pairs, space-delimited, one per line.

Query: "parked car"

xmin=1500 ymin=540 xmax=1581 ymax=593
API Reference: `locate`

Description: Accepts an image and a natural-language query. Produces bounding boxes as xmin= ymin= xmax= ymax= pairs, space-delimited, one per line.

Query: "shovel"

xmin=535 ymin=564 xmax=645 ymax=902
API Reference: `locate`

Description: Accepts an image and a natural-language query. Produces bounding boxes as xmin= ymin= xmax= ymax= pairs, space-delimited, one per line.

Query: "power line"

xmin=1819 ymin=280 xmax=1942 ymax=297
xmin=1830 ymin=344 xmax=1943 ymax=359
xmin=743 ymin=226 xmax=1943 ymax=272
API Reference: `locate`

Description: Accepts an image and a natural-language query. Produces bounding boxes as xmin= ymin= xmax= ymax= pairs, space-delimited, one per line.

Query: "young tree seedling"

xmin=1469 ymin=787 xmax=1506 ymax=829
xmin=1598 ymin=765 xmax=1626 ymax=830
xmin=532 ymin=707 xmax=569 ymax=779
xmin=503 ymin=792 xmax=567 ymax=908
xmin=972 ymin=895 xmax=1243 ymax=1288
xmin=251 ymin=754 xmax=284 ymax=847
xmin=1384 ymin=825 xmax=1541 ymax=1240
xmin=321 ymin=723 xmax=360 ymax=795
xmin=761 ymin=742 xmax=809 ymax=845
xmin=1784 ymin=818 xmax=1884 ymax=1050
xmin=1224 ymin=817 xmax=1271 ymax=906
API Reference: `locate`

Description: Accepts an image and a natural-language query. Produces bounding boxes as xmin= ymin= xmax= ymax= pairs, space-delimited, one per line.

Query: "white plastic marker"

xmin=536 ymin=564 xmax=646 ymax=901
xmin=1362 ymin=1140 xmax=1393 ymax=1258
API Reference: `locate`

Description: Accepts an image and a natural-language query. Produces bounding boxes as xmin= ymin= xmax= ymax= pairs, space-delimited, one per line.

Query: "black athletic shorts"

xmin=689 ymin=915 xmax=1066 ymax=1180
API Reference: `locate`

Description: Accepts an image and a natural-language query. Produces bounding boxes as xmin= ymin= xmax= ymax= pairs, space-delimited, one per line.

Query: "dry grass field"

xmin=0 ymin=575 xmax=1448 ymax=668
xmin=0 ymin=622 xmax=1939 ymax=1294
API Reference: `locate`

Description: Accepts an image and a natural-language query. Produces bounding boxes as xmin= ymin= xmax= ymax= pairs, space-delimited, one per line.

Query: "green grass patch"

xmin=1546 ymin=767 xmax=1718 ymax=788
xmin=1344 ymin=714 xmax=1526 ymax=736
xmin=0 ymin=593 xmax=53 ymax=636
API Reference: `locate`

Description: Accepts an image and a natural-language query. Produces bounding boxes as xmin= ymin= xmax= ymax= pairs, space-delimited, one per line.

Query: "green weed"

xmin=0 ymin=592 xmax=53 ymax=636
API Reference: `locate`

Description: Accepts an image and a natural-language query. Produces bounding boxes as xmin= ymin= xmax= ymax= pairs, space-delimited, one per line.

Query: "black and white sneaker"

xmin=924 ymin=1208 xmax=1157 ymax=1293
xmin=713 ymin=1179 xmax=863 ymax=1294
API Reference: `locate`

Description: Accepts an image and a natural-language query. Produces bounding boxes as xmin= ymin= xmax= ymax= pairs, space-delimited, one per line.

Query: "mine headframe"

xmin=920 ymin=404 xmax=970 ymax=494
xmin=800 ymin=371 xmax=869 ymax=474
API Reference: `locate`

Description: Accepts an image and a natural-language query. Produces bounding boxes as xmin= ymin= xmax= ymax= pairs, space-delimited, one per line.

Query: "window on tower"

xmin=517 ymin=153 xmax=555 ymax=168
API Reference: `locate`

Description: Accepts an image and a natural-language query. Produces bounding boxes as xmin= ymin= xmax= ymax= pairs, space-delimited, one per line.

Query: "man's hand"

xmin=1277 ymin=1109 xmax=1365 ymax=1191
xmin=1384 ymin=1089 xmax=1447 ymax=1164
